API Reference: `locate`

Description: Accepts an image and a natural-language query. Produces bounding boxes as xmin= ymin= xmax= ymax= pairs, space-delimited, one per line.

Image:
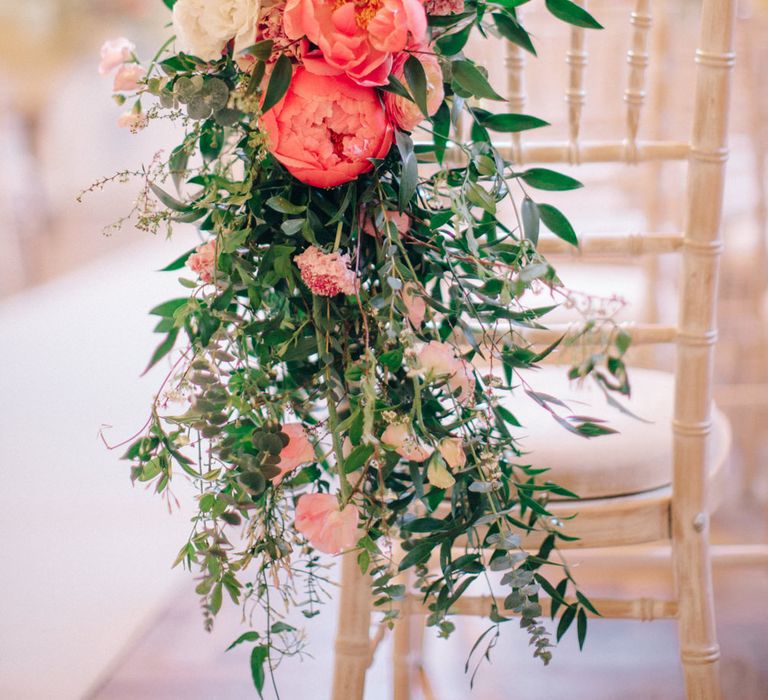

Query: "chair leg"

xmin=332 ymin=550 xmax=373 ymax=700
xmin=672 ymin=513 xmax=722 ymax=700
xmin=392 ymin=572 xmax=425 ymax=700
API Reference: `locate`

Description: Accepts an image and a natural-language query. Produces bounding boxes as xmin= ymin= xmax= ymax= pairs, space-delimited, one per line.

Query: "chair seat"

xmin=497 ymin=365 xmax=731 ymax=500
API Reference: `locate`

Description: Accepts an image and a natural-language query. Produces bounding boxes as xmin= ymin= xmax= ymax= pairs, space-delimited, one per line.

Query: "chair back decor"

xmin=93 ymin=0 xmax=734 ymax=695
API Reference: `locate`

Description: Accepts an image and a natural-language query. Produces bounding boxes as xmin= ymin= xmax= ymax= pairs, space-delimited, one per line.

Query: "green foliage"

xmin=112 ymin=0 xmax=627 ymax=691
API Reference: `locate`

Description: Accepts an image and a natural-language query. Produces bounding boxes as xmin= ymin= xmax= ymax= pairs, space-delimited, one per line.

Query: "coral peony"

xmin=173 ymin=0 xmax=259 ymax=62
xmin=416 ymin=340 xmax=475 ymax=404
xmin=113 ymin=64 xmax=147 ymax=92
xmin=381 ymin=422 xmax=433 ymax=462
xmin=438 ymin=437 xmax=466 ymax=470
xmin=295 ymin=246 xmax=359 ymax=296
xmin=261 ymin=67 xmax=393 ymax=188
xmin=283 ymin=0 xmax=427 ymax=86
xmin=424 ymin=0 xmax=464 ymax=15
xmin=385 ymin=48 xmax=445 ymax=131
xmin=273 ymin=423 xmax=315 ymax=483
xmin=186 ymin=239 xmax=217 ymax=283
xmin=402 ymin=282 xmax=426 ymax=328
xmin=99 ymin=37 xmax=135 ymax=74
xmin=295 ymin=493 xmax=359 ymax=554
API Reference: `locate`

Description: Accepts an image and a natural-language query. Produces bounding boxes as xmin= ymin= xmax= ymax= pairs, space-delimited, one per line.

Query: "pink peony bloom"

xmin=273 ymin=423 xmax=316 ymax=483
xmin=113 ymin=63 xmax=147 ymax=92
xmin=402 ymin=282 xmax=426 ymax=328
xmin=416 ymin=340 xmax=475 ymax=404
xmin=381 ymin=422 xmax=433 ymax=462
xmin=438 ymin=437 xmax=466 ymax=469
xmin=99 ymin=37 xmax=135 ymax=74
xmin=363 ymin=209 xmax=410 ymax=237
xmin=117 ymin=110 xmax=149 ymax=132
xmin=186 ymin=239 xmax=217 ymax=283
xmin=295 ymin=493 xmax=359 ymax=554
xmin=295 ymin=246 xmax=359 ymax=296
xmin=385 ymin=47 xmax=445 ymax=131
xmin=261 ymin=67 xmax=393 ymax=188
xmin=283 ymin=0 xmax=427 ymax=87
xmin=424 ymin=0 xmax=464 ymax=15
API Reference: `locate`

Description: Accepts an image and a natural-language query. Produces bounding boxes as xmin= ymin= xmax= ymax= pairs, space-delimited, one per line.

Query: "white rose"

xmin=173 ymin=0 xmax=260 ymax=62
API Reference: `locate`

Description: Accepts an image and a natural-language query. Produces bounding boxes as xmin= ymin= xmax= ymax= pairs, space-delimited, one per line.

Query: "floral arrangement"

xmin=97 ymin=0 xmax=630 ymax=693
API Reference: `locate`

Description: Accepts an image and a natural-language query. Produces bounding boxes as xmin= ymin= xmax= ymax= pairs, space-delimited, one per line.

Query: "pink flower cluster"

xmin=294 ymin=246 xmax=359 ymax=297
xmin=99 ymin=37 xmax=147 ymax=92
xmin=186 ymin=239 xmax=217 ymax=284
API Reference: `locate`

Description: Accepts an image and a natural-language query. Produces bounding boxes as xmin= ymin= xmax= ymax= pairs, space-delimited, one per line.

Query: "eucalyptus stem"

xmin=312 ymin=296 xmax=351 ymax=500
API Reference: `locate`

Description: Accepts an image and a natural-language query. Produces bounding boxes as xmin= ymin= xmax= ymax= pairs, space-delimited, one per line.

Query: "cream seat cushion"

xmin=498 ymin=365 xmax=729 ymax=500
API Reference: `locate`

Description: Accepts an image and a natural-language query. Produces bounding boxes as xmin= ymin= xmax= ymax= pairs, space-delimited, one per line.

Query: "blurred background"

xmin=0 ymin=0 xmax=766 ymax=698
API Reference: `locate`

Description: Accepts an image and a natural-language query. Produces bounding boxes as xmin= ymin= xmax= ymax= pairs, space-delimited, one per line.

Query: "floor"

xmin=87 ymin=511 xmax=768 ymax=699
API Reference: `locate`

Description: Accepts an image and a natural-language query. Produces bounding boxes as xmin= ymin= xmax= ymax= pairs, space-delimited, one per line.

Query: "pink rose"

xmin=294 ymin=246 xmax=359 ymax=296
xmin=273 ymin=423 xmax=316 ymax=483
xmin=438 ymin=437 xmax=466 ymax=469
xmin=186 ymin=239 xmax=217 ymax=283
xmin=284 ymin=0 xmax=427 ymax=86
xmin=416 ymin=340 xmax=475 ymax=404
xmin=261 ymin=67 xmax=393 ymax=188
xmin=295 ymin=493 xmax=359 ymax=554
xmin=363 ymin=209 xmax=410 ymax=237
xmin=117 ymin=110 xmax=149 ymax=132
xmin=381 ymin=422 xmax=433 ymax=463
xmin=385 ymin=48 xmax=445 ymax=131
xmin=113 ymin=64 xmax=147 ymax=92
xmin=99 ymin=37 xmax=135 ymax=74
xmin=402 ymin=282 xmax=426 ymax=328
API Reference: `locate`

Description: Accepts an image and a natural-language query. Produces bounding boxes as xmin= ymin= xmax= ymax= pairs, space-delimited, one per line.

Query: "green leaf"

xmin=150 ymin=183 xmax=191 ymax=212
xmin=545 ymin=0 xmax=603 ymax=29
xmin=519 ymin=168 xmax=583 ymax=191
xmin=266 ymin=196 xmax=306 ymax=214
xmin=400 ymin=517 xmax=444 ymax=533
xmin=344 ymin=444 xmax=374 ymax=473
xmin=493 ymin=13 xmax=537 ymax=56
xmin=159 ymin=250 xmax=193 ymax=272
xmin=382 ymin=74 xmax=414 ymax=102
xmin=539 ymin=203 xmax=578 ymax=247
xmin=451 ymin=60 xmax=505 ymax=101
xmin=380 ymin=348 xmax=404 ymax=370
xmin=436 ymin=23 xmax=473 ymax=56
xmin=521 ymin=197 xmax=540 ymax=244
xmin=556 ymin=604 xmax=577 ymax=641
xmin=162 ymin=0 xmax=178 ymax=8
xmin=226 ymin=631 xmax=260 ymax=651
xmin=398 ymin=541 xmax=434 ymax=571
xmin=250 ymin=645 xmax=269 ymax=697
xmin=577 ymin=607 xmax=588 ymax=650
xmin=261 ymin=54 xmax=292 ymax=114
xmin=404 ymin=55 xmax=429 ymax=119
xmin=150 ymin=298 xmax=188 ymax=318
xmin=576 ymin=591 xmax=602 ymax=616
xmin=432 ymin=102 xmax=451 ymax=165
xmin=395 ymin=130 xmax=418 ymax=209
xmin=477 ymin=112 xmax=549 ymax=133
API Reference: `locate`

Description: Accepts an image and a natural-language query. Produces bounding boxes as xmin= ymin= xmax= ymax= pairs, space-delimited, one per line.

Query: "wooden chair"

xmin=331 ymin=1 xmax=737 ymax=698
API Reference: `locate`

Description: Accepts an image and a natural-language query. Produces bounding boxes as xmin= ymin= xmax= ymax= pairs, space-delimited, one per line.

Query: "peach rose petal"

xmin=273 ymin=423 xmax=316 ymax=484
xmin=295 ymin=493 xmax=360 ymax=554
